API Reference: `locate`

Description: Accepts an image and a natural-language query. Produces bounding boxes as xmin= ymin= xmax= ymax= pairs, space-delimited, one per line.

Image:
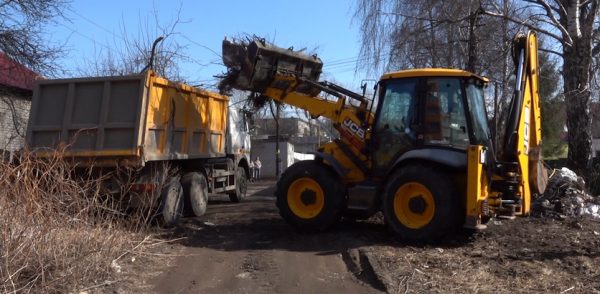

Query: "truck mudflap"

xmin=220 ymin=37 xmax=323 ymax=95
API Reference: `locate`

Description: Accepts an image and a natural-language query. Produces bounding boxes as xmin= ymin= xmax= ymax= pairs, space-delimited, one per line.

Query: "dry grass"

xmin=0 ymin=150 xmax=165 ymax=293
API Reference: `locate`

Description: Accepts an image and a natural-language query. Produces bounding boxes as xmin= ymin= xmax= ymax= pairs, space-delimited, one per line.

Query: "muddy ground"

xmin=125 ymin=180 xmax=600 ymax=294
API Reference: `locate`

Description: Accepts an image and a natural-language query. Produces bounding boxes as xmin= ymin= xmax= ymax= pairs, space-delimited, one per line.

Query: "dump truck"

xmin=220 ymin=31 xmax=547 ymax=241
xmin=26 ymin=70 xmax=252 ymax=225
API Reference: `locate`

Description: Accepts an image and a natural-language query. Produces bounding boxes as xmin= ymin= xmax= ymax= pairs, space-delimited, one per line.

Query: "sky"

xmin=47 ymin=0 xmax=373 ymax=91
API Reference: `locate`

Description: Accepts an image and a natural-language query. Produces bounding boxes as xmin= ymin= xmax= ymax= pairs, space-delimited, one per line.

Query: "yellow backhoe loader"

xmin=220 ymin=31 xmax=548 ymax=241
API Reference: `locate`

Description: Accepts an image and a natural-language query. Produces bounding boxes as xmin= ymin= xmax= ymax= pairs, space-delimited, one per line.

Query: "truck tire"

xmin=275 ymin=160 xmax=344 ymax=232
xmin=382 ymin=164 xmax=461 ymax=242
xmin=182 ymin=172 xmax=208 ymax=217
xmin=228 ymin=167 xmax=248 ymax=203
xmin=160 ymin=177 xmax=184 ymax=227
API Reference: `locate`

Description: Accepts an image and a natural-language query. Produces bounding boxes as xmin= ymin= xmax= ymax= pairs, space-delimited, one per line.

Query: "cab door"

xmin=371 ymin=78 xmax=419 ymax=174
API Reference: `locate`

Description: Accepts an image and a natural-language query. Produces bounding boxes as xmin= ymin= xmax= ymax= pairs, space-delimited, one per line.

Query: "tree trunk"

xmin=466 ymin=8 xmax=479 ymax=72
xmin=563 ymin=37 xmax=593 ymax=177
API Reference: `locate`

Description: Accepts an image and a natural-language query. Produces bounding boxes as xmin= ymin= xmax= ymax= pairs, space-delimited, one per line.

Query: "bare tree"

xmin=354 ymin=0 xmax=520 ymax=74
xmin=0 ymin=0 xmax=68 ymax=75
xmin=79 ymin=8 xmax=188 ymax=82
xmin=0 ymin=1 xmax=68 ymax=155
xmin=355 ymin=0 xmax=600 ymax=178
xmin=354 ymin=0 xmax=524 ymax=152
xmin=482 ymin=0 xmax=599 ymax=177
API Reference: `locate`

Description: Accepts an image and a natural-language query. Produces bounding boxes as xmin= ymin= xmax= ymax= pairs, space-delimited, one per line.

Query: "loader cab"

xmin=371 ymin=69 xmax=490 ymax=175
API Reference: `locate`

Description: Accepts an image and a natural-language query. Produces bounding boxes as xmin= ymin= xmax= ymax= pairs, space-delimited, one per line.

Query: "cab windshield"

xmin=465 ymin=80 xmax=490 ymax=145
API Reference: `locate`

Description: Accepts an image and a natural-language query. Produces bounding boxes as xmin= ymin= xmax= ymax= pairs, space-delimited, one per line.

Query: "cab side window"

xmin=373 ymin=79 xmax=418 ymax=168
xmin=424 ymin=78 xmax=469 ymax=149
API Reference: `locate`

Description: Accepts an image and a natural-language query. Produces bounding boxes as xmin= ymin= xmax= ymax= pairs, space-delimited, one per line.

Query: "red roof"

xmin=0 ymin=53 xmax=39 ymax=91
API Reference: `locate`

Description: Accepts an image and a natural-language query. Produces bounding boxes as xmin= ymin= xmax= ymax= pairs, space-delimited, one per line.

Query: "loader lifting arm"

xmin=220 ymin=37 xmax=374 ymax=181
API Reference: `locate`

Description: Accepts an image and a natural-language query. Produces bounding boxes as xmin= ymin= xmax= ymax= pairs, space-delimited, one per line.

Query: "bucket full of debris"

xmin=220 ymin=36 xmax=323 ymax=95
xmin=533 ymin=167 xmax=600 ymax=219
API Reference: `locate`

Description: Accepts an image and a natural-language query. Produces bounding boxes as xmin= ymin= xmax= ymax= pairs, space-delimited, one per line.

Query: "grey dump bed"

xmin=26 ymin=71 xmax=230 ymax=166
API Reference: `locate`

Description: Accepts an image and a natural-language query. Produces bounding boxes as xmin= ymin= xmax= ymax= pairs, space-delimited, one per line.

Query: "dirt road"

xmin=148 ymin=180 xmax=600 ymax=294
xmin=151 ymin=180 xmax=383 ymax=294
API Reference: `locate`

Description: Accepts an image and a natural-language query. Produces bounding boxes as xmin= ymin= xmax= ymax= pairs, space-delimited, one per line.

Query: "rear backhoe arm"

xmin=496 ymin=31 xmax=547 ymax=215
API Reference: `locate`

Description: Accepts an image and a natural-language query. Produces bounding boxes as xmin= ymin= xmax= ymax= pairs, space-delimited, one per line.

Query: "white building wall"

xmin=250 ymin=140 xmax=294 ymax=178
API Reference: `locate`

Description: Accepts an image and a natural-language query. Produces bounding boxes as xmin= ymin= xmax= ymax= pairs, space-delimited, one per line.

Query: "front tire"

xmin=228 ymin=167 xmax=248 ymax=203
xmin=275 ymin=160 xmax=344 ymax=232
xmin=382 ymin=164 xmax=461 ymax=242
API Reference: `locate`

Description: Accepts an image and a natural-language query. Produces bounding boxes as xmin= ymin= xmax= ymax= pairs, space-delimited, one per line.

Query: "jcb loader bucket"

xmin=221 ymin=37 xmax=323 ymax=95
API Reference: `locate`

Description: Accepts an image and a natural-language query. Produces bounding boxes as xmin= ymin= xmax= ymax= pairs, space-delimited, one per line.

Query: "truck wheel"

xmin=275 ymin=160 xmax=344 ymax=232
xmin=160 ymin=177 xmax=184 ymax=227
xmin=382 ymin=164 xmax=461 ymax=242
xmin=182 ymin=172 xmax=208 ymax=217
xmin=228 ymin=168 xmax=248 ymax=203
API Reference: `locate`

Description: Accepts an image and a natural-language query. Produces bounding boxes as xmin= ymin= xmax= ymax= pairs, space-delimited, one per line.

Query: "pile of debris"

xmin=532 ymin=167 xmax=600 ymax=219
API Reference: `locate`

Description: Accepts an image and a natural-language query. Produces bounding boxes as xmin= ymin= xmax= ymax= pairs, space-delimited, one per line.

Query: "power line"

xmin=181 ymin=35 xmax=222 ymax=59
xmin=69 ymin=9 xmax=127 ymax=43
xmin=67 ymin=9 xmax=388 ymax=75
xmin=323 ymin=54 xmax=364 ymax=66
xmin=57 ymin=22 xmax=116 ymax=54
xmin=64 ymin=11 xmax=223 ymax=79
xmin=324 ymin=50 xmax=393 ymax=69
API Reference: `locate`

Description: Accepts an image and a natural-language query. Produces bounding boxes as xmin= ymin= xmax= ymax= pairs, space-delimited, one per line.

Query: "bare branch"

xmin=592 ymin=41 xmax=600 ymax=56
xmin=523 ymin=0 xmax=572 ymax=43
xmin=79 ymin=7 xmax=189 ymax=82
xmin=0 ymin=0 xmax=68 ymax=75
xmin=539 ymin=47 xmax=564 ymax=57
xmin=580 ymin=0 xmax=593 ymax=7
xmin=480 ymin=8 xmax=569 ymax=46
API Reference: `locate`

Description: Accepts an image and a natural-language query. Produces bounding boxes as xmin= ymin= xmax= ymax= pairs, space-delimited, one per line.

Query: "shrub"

xmin=0 ymin=150 xmax=163 ymax=293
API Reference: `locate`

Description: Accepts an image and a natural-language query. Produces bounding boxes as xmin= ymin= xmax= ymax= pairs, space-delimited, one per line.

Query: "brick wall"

xmin=0 ymin=93 xmax=31 ymax=152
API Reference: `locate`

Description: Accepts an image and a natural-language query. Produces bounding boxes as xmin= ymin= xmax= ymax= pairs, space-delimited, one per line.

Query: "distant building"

xmin=0 ymin=53 xmax=39 ymax=155
xmin=251 ymin=117 xmax=333 ymax=177
xmin=250 ymin=137 xmax=294 ymax=178
xmin=253 ymin=117 xmax=333 ymax=153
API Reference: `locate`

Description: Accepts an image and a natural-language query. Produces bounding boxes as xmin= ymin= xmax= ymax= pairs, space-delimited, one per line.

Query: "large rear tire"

xmin=160 ymin=177 xmax=184 ymax=227
xmin=228 ymin=167 xmax=248 ymax=203
xmin=382 ymin=164 xmax=461 ymax=242
xmin=182 ymin=172 xmax=208 ymax=217
xmin=276 ymin=160 xmax=344 ymax=232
